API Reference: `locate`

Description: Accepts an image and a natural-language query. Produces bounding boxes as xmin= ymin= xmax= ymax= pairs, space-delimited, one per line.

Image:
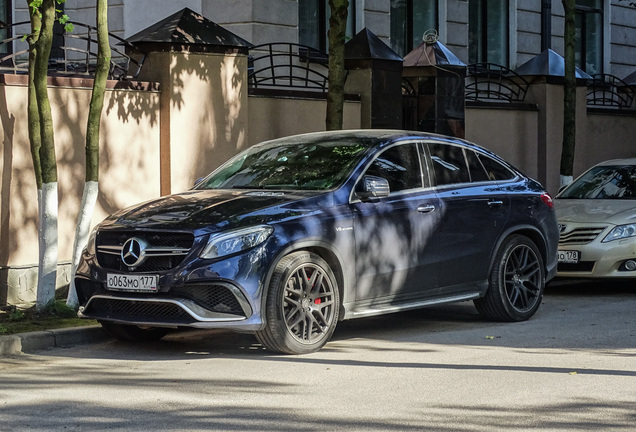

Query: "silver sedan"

xmin=556 ymin=158 xmax=636 ymax=278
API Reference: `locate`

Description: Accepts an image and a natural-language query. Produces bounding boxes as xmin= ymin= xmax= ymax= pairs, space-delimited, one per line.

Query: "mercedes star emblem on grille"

xmin=121 ymin=237 xmax=148 ymax=267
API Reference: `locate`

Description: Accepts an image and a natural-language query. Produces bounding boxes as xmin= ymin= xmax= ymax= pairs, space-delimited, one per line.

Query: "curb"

xmin=0 ymin=325 xmax=111 ymax=357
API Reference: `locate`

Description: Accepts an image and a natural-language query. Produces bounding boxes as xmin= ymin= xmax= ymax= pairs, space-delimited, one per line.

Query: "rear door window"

xmin=465 ymin=149 xmax=516 ymax=182
xmin=427 ymin=143 xmax=470 ymax=186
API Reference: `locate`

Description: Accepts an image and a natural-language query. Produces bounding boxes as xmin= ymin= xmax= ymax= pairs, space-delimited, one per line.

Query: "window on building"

xmin=469 ymin=0 xmax=509 ymax=66
xmin=575 ymin=0 xmax=603 ymax=75
xmin=299 ymin=1 xmax=355 ymax=53
xmin=390 ymin=0 xmax=438 ymax=57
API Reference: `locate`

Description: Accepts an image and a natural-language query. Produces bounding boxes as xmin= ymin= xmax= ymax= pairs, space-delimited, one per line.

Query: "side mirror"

xmin=357 ymin=175 xmax=390 ymax=200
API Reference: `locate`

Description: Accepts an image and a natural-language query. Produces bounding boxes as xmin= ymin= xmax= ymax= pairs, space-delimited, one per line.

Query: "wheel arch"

xmin=261 ymin=240 xmax=349 ymax=320
xmin=490 ymin=225 xmax=548 ymax=273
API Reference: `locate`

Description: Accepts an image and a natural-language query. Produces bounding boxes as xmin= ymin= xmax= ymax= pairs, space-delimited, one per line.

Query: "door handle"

xmin=417 ymin=204 xmax=436 ymax=213
xmin=487 ymin=200 xmax=504 ymax=208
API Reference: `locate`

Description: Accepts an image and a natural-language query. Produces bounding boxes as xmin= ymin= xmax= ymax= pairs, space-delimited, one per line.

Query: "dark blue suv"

xmin=75 ymin=130 xmax=558 ymax=354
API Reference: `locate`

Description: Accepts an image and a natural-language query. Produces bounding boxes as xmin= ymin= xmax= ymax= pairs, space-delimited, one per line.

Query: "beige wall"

xmin=582 ymin=113 xmax=636 ymax=173
xmin=136 ymin=51 xmax=251 ymax=194
xmin=248 ymin=96 xmax=362 ymax=146
xmin=0 ymin=78 xmax=161 ymax=267
xmin=466 ymin=85 xmax=636 ymax=196
xmin=0 ymin=78 xmax=160 ymax=304
xmin=466 ymin=106 xmax=540 ymax=180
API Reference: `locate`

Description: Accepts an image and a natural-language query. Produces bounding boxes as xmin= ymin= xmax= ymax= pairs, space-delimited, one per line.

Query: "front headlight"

xmin=603 ymin=224 xmax=636 ymax=242
xmin=200 ymin=225 xmax=274 ymax=259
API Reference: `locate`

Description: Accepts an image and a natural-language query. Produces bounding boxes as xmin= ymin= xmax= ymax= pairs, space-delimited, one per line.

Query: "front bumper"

xmin=557 ymin=226 xmax=636 ymax=278
xmin=75 ymin=241 xmax=275 ymax=332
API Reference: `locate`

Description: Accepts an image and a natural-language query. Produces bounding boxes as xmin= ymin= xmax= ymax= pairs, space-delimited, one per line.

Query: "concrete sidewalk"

xmin=0 ymin=326 xmax=110 ymax=357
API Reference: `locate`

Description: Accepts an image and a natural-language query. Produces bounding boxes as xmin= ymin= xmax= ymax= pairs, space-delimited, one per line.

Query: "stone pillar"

xmin=127 ymin=8 xmax=253 ymax=194
xmin=515 ymin=49 xmax=592 ymax=194
xmin=402 ymin=40 xmax=467 ymax=138
xmin=344 ymin=28 xmax=403 ymax=129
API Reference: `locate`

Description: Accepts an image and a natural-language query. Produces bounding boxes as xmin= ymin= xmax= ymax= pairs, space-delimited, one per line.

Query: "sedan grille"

xmin=96 ymin=231 xmax=195 ymax=272
xmin=559 ymin=227 xmax=606 ymax=245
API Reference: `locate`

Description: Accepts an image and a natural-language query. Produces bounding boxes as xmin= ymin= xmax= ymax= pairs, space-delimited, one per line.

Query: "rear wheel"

xmin=475 ymin=235 xmax=545 ymax=321
xmin=100 ymin=322 xmax=170 ymax=342
xmin=256 ymin=251 xmax=340 ymax=354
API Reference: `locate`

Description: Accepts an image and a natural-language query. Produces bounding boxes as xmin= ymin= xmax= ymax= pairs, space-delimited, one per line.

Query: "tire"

xmin=256 ymin=251 xmax=340 ymax=354
xmin=474 ymin=234 xmax=545 ymax=322
xmin=100 ymin=321 xmax=170 ymax=342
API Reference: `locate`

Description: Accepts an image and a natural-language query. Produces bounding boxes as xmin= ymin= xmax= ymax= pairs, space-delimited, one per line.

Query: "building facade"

xmin=4 ymin=0 xmax=632 ymax=79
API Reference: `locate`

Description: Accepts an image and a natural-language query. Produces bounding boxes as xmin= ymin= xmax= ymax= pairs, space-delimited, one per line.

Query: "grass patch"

xmin=0 ymin=300 xmax=97 ymax=335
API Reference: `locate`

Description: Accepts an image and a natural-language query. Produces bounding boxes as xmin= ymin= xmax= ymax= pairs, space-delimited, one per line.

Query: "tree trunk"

xmin=67 ymin=0 xmax=110 ymax=308
xmin=27 ymin=11 xmax=42 ymax=189
xmin=560 ymin=0 xmax=576 ymax=188
xmin=326 ymin=0 xmax=348 ymax=131
xmin=29 ymin=0 xmax=59 ymax=311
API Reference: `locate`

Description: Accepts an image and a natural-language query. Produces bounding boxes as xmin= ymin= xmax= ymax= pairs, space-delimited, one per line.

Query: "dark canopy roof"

xmin=514 ymin=49 xmax=592 ymax=79
xmin=403 ymin=41 xmax=466 ymax=68
xmin=345 ymin=28 xmax=402 ymax=62
xmin=127 ymin=8 xmax=253 ymax=51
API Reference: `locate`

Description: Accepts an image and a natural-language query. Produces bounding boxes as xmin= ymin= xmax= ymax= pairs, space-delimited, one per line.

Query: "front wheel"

xmin=256 ymin=251 xmax=340 ymax=354
xmin=100 ymin=322 xmax=170 ymax=342
xmin=474 ymin=235 xmax=545 ymax=322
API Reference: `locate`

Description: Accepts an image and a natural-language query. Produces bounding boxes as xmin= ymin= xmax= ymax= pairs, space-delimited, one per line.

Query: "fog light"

xmin=624 ymin=260 xmax=636 ymax=271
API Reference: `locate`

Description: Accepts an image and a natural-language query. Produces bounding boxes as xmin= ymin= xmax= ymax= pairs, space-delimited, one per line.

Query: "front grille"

xmin=171 ymin=284 xmax=245 ymax=315
xmin=558 ymin=261 xmax=595 ymax=272
xmin=559 ymin=227 xmax=605 ymax=245
xmin=96 ymin=230 xmax=195 ymax=272
xmin=84 ymin=298 xmax=196 ymax=324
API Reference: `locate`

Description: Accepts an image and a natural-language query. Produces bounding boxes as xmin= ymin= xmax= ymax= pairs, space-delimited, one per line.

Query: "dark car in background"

xmin=74 ymin=130 xmax=558 ymax=354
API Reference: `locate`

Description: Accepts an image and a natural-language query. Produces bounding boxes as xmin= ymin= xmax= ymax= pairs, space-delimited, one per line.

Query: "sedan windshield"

xmin=195 ymin=138 xmax=370 ymax=191
xmin=559 ymin=165 xmax=636 ymax=199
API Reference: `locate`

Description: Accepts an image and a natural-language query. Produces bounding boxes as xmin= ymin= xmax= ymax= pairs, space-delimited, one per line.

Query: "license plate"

xmin=106 ymin=274 xmax=158 ymax=292
xmin=557 ymin=250 xmax=580 ymax=264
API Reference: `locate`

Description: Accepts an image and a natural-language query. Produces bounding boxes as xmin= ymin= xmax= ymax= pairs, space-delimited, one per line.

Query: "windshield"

xmin=195 ymin=138 xmax=370 ymax=191
xmin=558 ymin=165 xmax=636 ymax=199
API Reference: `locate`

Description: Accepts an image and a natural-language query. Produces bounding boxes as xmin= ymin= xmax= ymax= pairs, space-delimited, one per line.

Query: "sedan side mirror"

xmin=357 ymin=175 xmax=390 ymax=200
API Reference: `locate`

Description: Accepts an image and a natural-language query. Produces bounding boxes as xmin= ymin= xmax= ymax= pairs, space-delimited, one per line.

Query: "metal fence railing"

xmin=587 ymin=74 xmax=635 ymax=110
xmin=465 ymin=63 xmax=530 ymax=103
xmin=0 ymin=20 xmax=143 ymax=80
xmin=248 ymin=43 xmax=329 ymax=92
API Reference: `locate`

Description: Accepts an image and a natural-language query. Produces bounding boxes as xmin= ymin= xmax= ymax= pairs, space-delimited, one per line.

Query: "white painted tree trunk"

xmin=67 ymin=181 xmax=99 ymax=308
xmin=36 ymin=182 xmax=58 ymax=311
xmin=560 ymin=174 xmax=573 ymax=190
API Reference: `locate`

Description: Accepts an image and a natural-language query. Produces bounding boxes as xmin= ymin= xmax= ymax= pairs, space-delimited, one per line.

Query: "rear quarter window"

xmin=465 ymin=149 xmax=516 ymax=182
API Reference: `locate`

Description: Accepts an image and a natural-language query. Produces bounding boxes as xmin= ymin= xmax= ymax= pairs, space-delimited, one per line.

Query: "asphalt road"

xmin=0 ymin=280 xmax=635 ymax=432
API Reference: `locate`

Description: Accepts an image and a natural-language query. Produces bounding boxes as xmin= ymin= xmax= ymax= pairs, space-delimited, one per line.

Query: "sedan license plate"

xmin=106 ymin=274 xmax=158 ymax=292
xmin=557 ymin=250 xmax=580 ymax=264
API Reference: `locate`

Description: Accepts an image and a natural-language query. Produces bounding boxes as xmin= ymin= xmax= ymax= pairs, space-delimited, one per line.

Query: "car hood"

xmin=555 ymin=198 xmax=636 ymax=225
xmin=100 ymin=189 xmax=332 ymax=233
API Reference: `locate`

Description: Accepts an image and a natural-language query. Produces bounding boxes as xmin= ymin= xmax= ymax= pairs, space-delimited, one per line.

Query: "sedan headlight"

xmin=603 ymin=224 xmax=636 ymax=243
xmin=200 ymin=225 xmax=274 ymax=259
